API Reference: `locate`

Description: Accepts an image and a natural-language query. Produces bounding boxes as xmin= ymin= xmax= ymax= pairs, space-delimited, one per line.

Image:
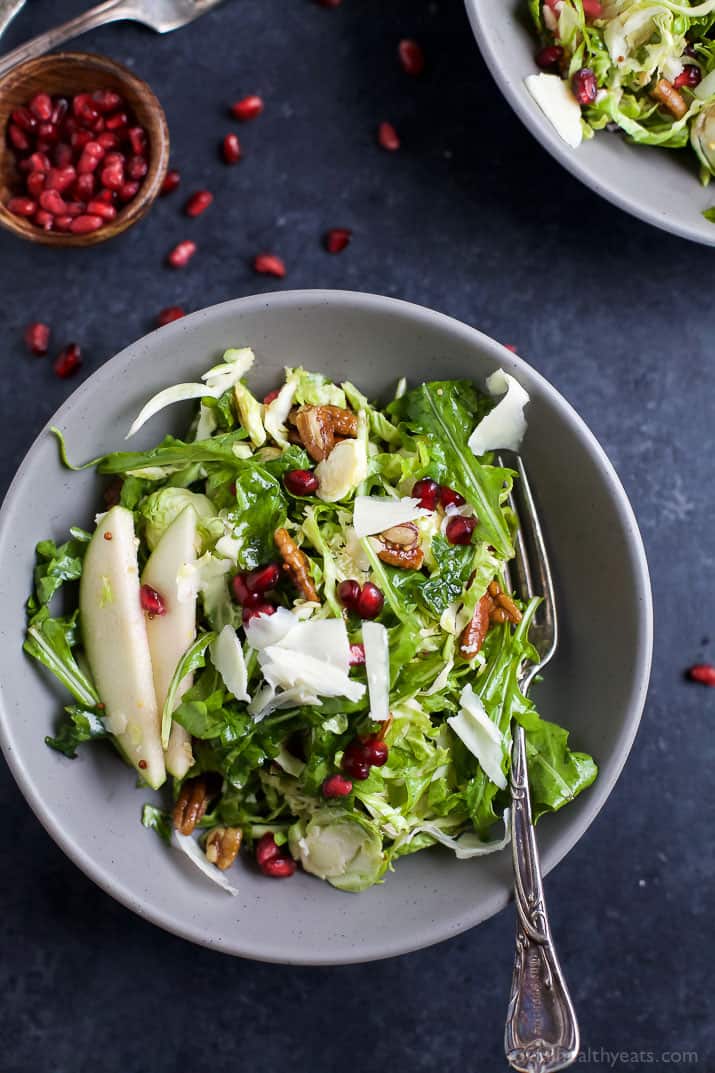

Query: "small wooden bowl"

xmin=0 ymin=52 xmax=169 ymax=247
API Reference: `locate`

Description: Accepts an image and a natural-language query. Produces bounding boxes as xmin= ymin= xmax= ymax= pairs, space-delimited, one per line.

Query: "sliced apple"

xmin=80 ymin=506 xmax=166 ymax=789
xmin=142 ymin=506 xmax=198 ymax=778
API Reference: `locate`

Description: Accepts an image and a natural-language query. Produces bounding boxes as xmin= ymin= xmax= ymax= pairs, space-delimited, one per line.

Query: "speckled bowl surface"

xmin=465 ymin=0 xmax=715 ymax=246
xmin=0 ymin=291 xmax=652 ymax=964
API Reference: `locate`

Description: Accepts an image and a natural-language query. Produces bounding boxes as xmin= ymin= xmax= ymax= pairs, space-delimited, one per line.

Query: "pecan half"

xmin=652 ymin=78 xmax=687 ymax=118
xmin=322 ymin=405 xmax=358 ymax=438
xmin=460 ymin=594 xmax=492 ymax=660
xmin=377 ymin=542 xmax=424 ymax=570
xmin=294 ymin=406 xmax=335 ymax=461
xmin=205 ymin=826 xmax=243 ymax=870
xmin=275 ymin=526 xmax=320 ymax=602
xmin=173 ymin=774 xmax=219 ymax=836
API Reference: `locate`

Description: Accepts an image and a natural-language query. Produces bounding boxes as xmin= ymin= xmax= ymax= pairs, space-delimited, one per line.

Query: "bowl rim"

xmin=463 ymin=0 xmax=715 ymax=248
xmin=0 ymin=290 xmax=654 ymax=963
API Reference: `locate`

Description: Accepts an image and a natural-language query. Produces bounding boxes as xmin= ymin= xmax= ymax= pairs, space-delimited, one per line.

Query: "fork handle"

xmin=0 ymin=0 xmax=137 ymax=78
xmin=504 ymin=725 xmax=580 ymax=1073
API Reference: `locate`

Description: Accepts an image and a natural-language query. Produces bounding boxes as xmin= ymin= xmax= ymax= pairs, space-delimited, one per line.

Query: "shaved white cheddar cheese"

xmin=525 ymin=73 xmax=583 ymax=149
xmin=278 ymin=618 xmax=350 ymax=672
xmin=259 ymin=648 xmax=366 ymax=702
xmin=352 ymin=495 xmax=430 ymax=538
xmin=447 ymin=684 xmax=507 ymax=790
xmin=362 ymin=622 xmax=390 ymax=721
xmin=173 ymin=831 xmax=238 ymax=896
xmin=244 ymin=605 xmax=296 ymax=650
xmin=468 ymin=369 xmax=529 ymax=456
xmin=211 ymin=625 xmax=250 ymax=702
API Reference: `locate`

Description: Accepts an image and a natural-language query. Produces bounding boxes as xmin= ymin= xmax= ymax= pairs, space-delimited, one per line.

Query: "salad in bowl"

xmin=24 ymin=346 xmax=596 ymax=895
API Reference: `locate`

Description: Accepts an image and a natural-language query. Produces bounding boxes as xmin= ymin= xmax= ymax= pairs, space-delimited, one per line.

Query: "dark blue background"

xmin=0 ymin=2 xmax=711 ymax=1071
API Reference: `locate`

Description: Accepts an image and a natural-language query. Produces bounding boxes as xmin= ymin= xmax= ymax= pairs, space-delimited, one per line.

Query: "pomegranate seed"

xmin=322 ymin=773 xmax=353 ymax=798
xmin=157 ymin=306 xmax=185 ymax=327
xmin=69 ymin=214 xmax=104 ymax=234
xmin=398 ymin=39 xmax=425 ymax=76
xmin=51 ymin=98 xmax=69 ymax=125
xmin=246 ymin=563 xmax=281 ymax=593
xmin=54 ymin=215 xmax=73 ymax=231
xmin=572 ymin=67 xmax=597 ymax=106
xmin=70 ymin=129 xmax=93 ymax=151
xmin=8 ymin=197 xmax=36 ymax=217
xmin=53 ymin=343 xmax=82 ymax=379
xmin=73 ymin=173 xmax=95 ymax=200
xmin=342 ymin=740 xmax=372 ymax=780
xmin=255 ymin=832 xmax=280 ymax=868
xmin=445 ymin=515 xmax=476 ymax=546
xmin=86 ymin=199 xmax=116 ymax=220
xmin=284 ymin=468 xmax=318 ymax=496
xmin=100 ymin=164 xmax=123 ymax=190
xmin=365 ymin=737 xmax=388 ymax=766
xmin=128 ymin=126 xmax=147 ymax=155
xmin=91 ymin=89 xmax=123 ymax=113
xmin=64 ymin=201 xmax=85 ymax=218
xmin=688 ymin=664 xmax=715 ymax=686
xmin=338 ymin=579 xmax=361 ymax=612
xmin=167 ymin=240 xmax=197 ymax=268
xmin=35 ymin=210 xmax=54 ymax=231
xmin=674 ymin=65 xmax=702 ymax=89
xmin=39 ymin=189 xmax=66 ymax=215
xmin=52 ymin=142 xmax=73 ymax=167
xmin=222 ymin=132 xmax=241 ymax=163
xmin=105 ymin=111 xmax=129 ymax=131
xmin=231 ymin=573 xmax=261 ymax=606
xmin=95 ymin=188 xmax=115 ymax=203
xmin=349 ymin=643 xmax=366 ymax=666
xmin=324 ymin=227 xmax=352 ymax=254
xmin=8 ymin=124 xmax=30 ymax=150
xmin=377 ymin=121 xmax=400 ymax=151
xmin=97 ymin=131 xmax=120 ymax=150
xmin=581 ymin=0 xmax=602 ymax=15
xmin=356 ymin=582 xmax=384 ymax=620
xmin=253 ymin=253 xmax=286 ymax=277
xmin=26 ymin=172 xmax=47 ymax=199
xmin=535 ymin=44 xmax=564 ymax=69
xmin=140 ymin=584 xmax=166 ymax=616
xmin=46 ymin=165 xmax=76 ymax=191
xmin=263 ymin=389 xmax=279 ymax=405
xmin=185 ymin=189 xmax=213 ymax=217
xmin=412 ymin=477 xmax=440 ymax=510
xmin=26 ymin=152 xmax=49 ymax=173
xmin=11 ymin=107 xmax=36 ymax=132
xmin=261 ymin=855 xmax=296 ymax=878
xmin=160 ymin=168 xmax=181 ymax=195
xmin=118 ymin=180 xmax=140 ymax=202
xmin=440 ymin=486 xmax=465 ymax=509
xmin=37 ymin=121 xmax=58 ymax=143
xmin=126 ymin=154 xmax=148 ymax=180
xmin=77 ymin=146 xmax=104 ymax=174
xmin=29 ymin=92 xmax=53 ymax=121
xmin=231 ymin=95 xmax=264 ymax=121
xmin=242 ymin=602 xmax=276 ymax=625
xmin=24 ymin=322 xmax=50 ymax=356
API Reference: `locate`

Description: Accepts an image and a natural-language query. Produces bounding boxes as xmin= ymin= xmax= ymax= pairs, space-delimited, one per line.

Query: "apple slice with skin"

xmin=80 ymin=506 xmax=166 ymax=789
xmin=142 ymin=506 xmax=198 ymax=778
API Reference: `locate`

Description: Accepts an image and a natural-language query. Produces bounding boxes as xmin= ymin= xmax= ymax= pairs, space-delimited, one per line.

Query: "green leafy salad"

xmin=25 ymin=347 xmax=596 ymax=894
xmin=525 ymin=0 xmax=715 ymax=194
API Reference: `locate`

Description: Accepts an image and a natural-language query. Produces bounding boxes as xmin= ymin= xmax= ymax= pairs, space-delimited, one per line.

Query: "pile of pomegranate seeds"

xmin=6 ymin=89 xmax=150 ymax=235
xmin=338 ymin=579 xmax=384 ymax=620
xmin=255 ymin=832 xmax=296 ymax=878
xmin=342 ymin=734 xmax=389 ymax=781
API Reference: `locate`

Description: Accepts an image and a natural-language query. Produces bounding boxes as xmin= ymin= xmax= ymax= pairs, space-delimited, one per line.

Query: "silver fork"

xmin=499 ymin=453 xmax=580 ymax=1073
xmin=0 ymin=0 xmax=225 ymax=79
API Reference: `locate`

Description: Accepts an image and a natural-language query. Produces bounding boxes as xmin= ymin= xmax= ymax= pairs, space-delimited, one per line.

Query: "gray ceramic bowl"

xmin=465 ymin=0 xmax=715 ymax=246
xmin=0 ymin=291 xmax=652 ymax=964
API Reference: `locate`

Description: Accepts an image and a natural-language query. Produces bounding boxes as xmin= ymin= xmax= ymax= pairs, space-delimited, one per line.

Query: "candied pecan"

xmin=205 ymin=826 xmax=243 ymax=870
xmin=294 ymin=406 xmax=335 ymax=461
xmin=460 ymin=594 xmax=493 ymax=660
xmin=173 ymin=774 xmax=219 ymax=836
xmin=377 ymin=542 xmax=424 ymax=570
xmin=322 ymin=405 xmax=358 ymax=438
xmin=275 ymin=526 xmax=320 ymax=602
xmin=652 ymin=78 xmax=687 ymax=118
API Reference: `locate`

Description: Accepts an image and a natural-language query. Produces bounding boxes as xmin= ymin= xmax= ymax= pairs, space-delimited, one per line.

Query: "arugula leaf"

xmin=161 ymin=632 xmax=216 ymax=747
xmin=24 ymin=610 xmax=99 ymax=708
xmin=420 ymin=536 xmax=475 ymax=615
xmin=45 ymin=704 xmax=108 ymax=758
xmin=97 ymin=432 xmax=249 ymax=475
xmin=526 ymin=721 xmax=598 ymax=820
xmin=231 ymin=467 xmax=287 ymax=569
xmin=703 ymin=206 xmax=715 ymax=223
xmin=141 ymin=804 xmax=173 ymax=844
xmin=31 ymin=536 xmax=86 ymax=608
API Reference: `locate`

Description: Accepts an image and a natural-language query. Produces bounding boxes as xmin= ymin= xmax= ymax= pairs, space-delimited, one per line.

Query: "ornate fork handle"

xmin=505 ymin=725 xmax=580 ymax=1073
xmin=0 ymin=0 xmax=138 ymax=78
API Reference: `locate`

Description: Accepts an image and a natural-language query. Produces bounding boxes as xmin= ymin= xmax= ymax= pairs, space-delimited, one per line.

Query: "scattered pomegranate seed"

xmin=253 ymin=253 xmax=286 ymax=277
xmin=377 ymin=121 xmax=400 ymax=151
xmin=356 ymin=582 xmax=384 ymax=620
xmin=242 ymin=602 xmax=276 ymax=625
xmin=688 ymin=664 xmax=715 ymax=686
xmin=157 ymin=306 xmax=185 ymax=327
xmin=261 ymin=855 xmax=296 ymax=878
xmin=29 ymin=92 xmax=53 ymax=121
xmin=412 ymin=477 xmax=440 ymax=510
xmin=160 ymin=168 xmax=181 ymax=195
xmin=445 ymin=515 xmax=476 ymax=546
xmin=231 ymin=573 xmax=261 ymax=607
xmin=674 ymin=65 xmax=702 ymax=89
xmin=572 ymin=68 xmax=597 ymax=106
xmin=581 ymin=0 xmax=602 ymax=15
xmin=284 ymin=468 xmax=318 ymax=496
xmin=535 ymin=44 xmax=564 ymax=69
xmin=69 ymin=214 xmax=104 ymax=234
xmin=322 ymin=773 xmax=353 ymax=798
xmin=53 ymin=343 xmax=82 ymax=379
xmin=231 ymin=95 xmax=264 ymax=121
xmin=324 ymin=227 xmax=352 ymax=254
xmin=139 ymin=584 xmax=166 ymax=616
xmin=167 ymin=240 xmax=197 ymax=268
xmin=185 ymin=189 xmax=213 ymax=217
xmin=504 ymin=343 xmax=518 ymax=353
xmin=222 ymin=133 xmax=241 ymax=164
xmin=342 ymin=740 xmax=372 ymax=780
xmin=440 ymin=486 xmax=465 ymax=509
xmin=398 ymin=39 xmax=425 ymax=76
xmin=245 ymin=563 xmax=281 ymax=593
xmin=349 ymin=643 xmax=366 ymax=666
xmin=263 ymin=389 xmax=279 ymax=405
xmin=8 ymin=197 xmax=36 ymax=217
xmin=255 ymin=833 xmax=281 ymax=868
xmin=24 ymin=322 xmax=50 ymax=356
xmin=365 ymin=737 xmax=388 ymax=766
xmin=338 ymin=579 xmax=362 ymax=612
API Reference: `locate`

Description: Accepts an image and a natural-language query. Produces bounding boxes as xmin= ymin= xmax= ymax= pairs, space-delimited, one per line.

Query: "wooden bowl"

xmin=0 ymin=52 xmax=169 ymax=247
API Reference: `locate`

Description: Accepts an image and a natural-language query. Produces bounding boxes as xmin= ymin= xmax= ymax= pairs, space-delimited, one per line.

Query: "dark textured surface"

xmin=0 ymin=2 xmax=712 ymax=1071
